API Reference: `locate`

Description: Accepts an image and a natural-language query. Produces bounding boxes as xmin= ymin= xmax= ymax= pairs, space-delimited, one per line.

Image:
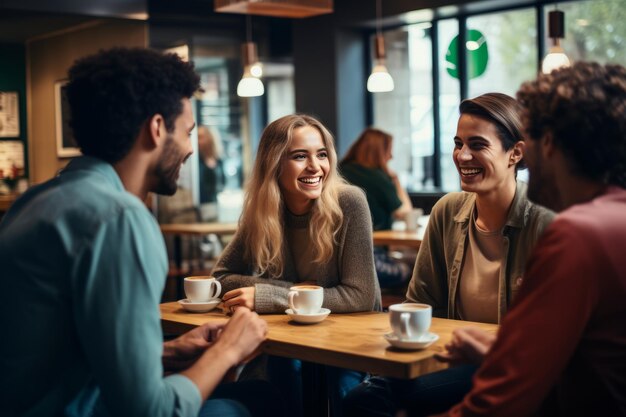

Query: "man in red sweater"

xmin=434 ymin=62 xmax=626 ymax=417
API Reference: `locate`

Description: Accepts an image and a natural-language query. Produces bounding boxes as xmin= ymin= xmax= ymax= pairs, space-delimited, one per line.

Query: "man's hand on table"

xmin=162 ymin=321 xmax=226 ymax=372
xmin=435 ymin=326 xmax=496 ymax=366
xmin=211 ymin=307 xmax=267 ymax=364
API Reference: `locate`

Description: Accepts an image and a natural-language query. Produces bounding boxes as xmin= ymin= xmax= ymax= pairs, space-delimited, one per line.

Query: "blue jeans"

xmin=201 ymin=380 xmax=286 ymax=417
xmin=342 ymin=365 xmax=478 ymax=417
xmin=198 ymin=399 xmax=251 ymax=417
xmin=374 ymin=247 xmax=411 ymax=289
xmin=268 ymin=356 xmax=364 ymax=417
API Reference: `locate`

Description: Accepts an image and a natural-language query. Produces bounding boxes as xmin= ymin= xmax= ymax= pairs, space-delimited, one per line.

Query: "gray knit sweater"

xmin=213 ymin=185 xmax=382 ymax=313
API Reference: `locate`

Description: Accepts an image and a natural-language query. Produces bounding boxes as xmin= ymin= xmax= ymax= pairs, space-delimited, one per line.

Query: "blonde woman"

xmin=213 ymin=114 xmax=381 ymax=417
xmin=213 ymin=114 xmax=380 ymax=314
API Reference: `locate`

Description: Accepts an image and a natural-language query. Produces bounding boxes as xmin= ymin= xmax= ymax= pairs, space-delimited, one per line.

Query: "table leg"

xmin=302 ymin=361 xmax=328 ymax=417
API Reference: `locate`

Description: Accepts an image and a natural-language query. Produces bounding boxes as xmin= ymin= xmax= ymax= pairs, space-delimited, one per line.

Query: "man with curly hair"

xmin=0 ymin=48 xmax=282 ymax=417
xmin=430 ymin=62 xmax=626 ymax=417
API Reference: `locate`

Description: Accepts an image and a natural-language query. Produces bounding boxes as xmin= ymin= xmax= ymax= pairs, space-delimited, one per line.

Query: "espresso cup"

xmin=389 ymin=303 xmax=432 ymax=341
xmin=184 ymin=276 xmax=222 ymax=303
xmin=288 ymin=285 xmax=323 ymax=315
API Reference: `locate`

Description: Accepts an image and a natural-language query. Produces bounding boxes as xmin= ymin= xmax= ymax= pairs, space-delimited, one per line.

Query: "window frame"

xmin=368 ymin=0 xmax=606 ymax=194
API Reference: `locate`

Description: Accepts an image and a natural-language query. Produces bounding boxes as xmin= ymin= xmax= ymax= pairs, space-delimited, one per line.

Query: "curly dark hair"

xmin=459 ymin=92 xmax=526 ymax=171
xmin=517 ymin=61 xmax=626 ymax=187
xmin=66 ymin=47 xmax=201 ymax=163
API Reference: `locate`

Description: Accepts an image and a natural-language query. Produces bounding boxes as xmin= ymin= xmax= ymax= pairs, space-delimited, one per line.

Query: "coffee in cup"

xmin=389 ymin=303 xmax=432 ymax=340
xmin=288 ymin=285 xmax=323 ymax=315
xmin=184 ymin=276 xmax=221 ymax=302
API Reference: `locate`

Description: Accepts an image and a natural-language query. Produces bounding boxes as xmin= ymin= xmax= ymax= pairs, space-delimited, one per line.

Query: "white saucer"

xmin=285 ymin=308 xmax=331 ymax=324
xmin=383 ymin=332 xmax=439 ymax=350
xmin=178 ymin=298 xmax=220 ymax=313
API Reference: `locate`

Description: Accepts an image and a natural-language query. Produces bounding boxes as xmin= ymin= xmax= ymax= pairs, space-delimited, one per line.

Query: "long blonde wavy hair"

xmin=239 ymin=114 xmax=345 ymax=277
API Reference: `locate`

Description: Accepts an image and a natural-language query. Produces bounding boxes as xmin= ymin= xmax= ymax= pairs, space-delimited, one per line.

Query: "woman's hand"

xmin=222 ymin=286 xmax=256 ymax=313
xmin=435 ymin=326 xmax=496 ymax=366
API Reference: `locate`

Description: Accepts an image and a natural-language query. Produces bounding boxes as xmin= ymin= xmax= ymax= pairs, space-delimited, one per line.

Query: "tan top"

xmin=456 ymin=213 xmax=504 ymax=324
xmin=406 ymin=180 xmax=555 ymax=323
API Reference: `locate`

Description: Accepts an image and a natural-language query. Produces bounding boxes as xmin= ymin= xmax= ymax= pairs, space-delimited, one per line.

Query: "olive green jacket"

xmin=406 ymin=180 xmax=554 ymax=323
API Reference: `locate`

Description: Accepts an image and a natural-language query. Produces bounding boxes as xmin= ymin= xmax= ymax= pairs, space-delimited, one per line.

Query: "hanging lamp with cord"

xmin=237 ymin=14 xmax=265 ymax=97
xmin=542 ymin=5 xmax=571 ymax=74
xmin=367 ymin=0 xmax=394 ymax=93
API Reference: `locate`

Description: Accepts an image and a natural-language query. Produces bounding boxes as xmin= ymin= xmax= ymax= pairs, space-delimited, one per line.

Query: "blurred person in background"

xmin=197 ymin=125 xmax=225 ymax=221
xmin=340 ymin=127 xmax=414 ymax=288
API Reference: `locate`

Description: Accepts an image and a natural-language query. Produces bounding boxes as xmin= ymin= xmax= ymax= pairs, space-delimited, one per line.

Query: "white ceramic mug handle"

xmin=288 ymin=290 xmax=299 ymax=313
xmin=210 ymin=280 xmax=222 ymax=299
xmin=400 ymin=312 xmax=412 ymax=340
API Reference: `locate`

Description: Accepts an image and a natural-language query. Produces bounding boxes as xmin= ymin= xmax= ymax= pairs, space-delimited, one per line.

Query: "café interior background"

xmin=0 ymin=0 xmax=624 ymax=219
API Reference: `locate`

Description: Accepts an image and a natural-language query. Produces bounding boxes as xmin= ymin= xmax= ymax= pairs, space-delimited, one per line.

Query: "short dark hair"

xmin=66 ymin=47 xmax=201 ymax=163
xmin=459 ymin=92 xmax=526 ymax=171
xmin=517 ymin=62 xmax=626 ymax=187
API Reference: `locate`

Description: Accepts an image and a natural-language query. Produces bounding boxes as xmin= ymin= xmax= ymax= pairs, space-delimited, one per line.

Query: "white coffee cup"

xmin=288 ymin=285 xmax=323 ymax=315
xmin=405 ymin=208 xmax=424 ymax=232
xmin=184 ymin=276 xmax=221 ymax=302
xmin=389 ymin=303 xmax=432 ymax=341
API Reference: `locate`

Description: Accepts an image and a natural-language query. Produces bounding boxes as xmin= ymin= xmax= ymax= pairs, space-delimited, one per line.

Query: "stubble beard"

xmin=154 ymin=135 xmax=185 ymax=196
xmin=527 ymin=155 xmax=561 ymax=212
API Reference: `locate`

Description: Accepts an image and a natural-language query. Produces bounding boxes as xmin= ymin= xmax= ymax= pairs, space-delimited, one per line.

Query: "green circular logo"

xmin=446 ymin=29 xmax=488 ymax=80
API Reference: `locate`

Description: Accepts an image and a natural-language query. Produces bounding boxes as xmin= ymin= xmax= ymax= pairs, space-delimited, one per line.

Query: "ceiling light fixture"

xmin=367 ymin=0 xmax=394 ymax=93
xmin=237 ymin=15 xmax=264 ymax=97
xmin=542 ymin=6 xmax=570 ymax=74
xmin=214 ymin=0 xmax=333 ymax=18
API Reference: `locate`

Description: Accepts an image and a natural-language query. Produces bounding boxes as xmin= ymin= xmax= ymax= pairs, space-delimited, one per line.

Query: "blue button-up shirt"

xmin=0 ymin=156 xmax=201 ymax=416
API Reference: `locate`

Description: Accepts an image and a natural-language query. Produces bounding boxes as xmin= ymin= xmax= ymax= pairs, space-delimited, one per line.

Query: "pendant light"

xmin=367 ymin=0 xmax=394 ymax=93
xmin=237 ymin=15 xmax=264 ymax=97
xmin=542 ymin=7 xmax=570 ymax=74
xmin=214 ymin=0 xmax=333 ymax=18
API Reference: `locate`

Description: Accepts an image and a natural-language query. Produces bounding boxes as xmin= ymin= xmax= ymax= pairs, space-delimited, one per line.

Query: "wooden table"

xmin=0 ymin=193 xmax=19 ymax=212
xmin=373 ymin=230 xmax=422 ymax=250
xmin=161 ymin=302 xmax=497 ymax=416
xmin=160 ymin=222 xmax=238 ymax=236
xmin=161 ymin=302 xmax=497 ymax=379
xmin=160 ymin=223 xmax=238 ymax=268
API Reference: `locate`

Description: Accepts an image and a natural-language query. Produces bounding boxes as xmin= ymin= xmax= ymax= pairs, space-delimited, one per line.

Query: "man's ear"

xmin=147 ymin=114 xmax=166 ymax=148
xmin=509 ymin=140 xmax=525 ymax=167
xmin=542 ymin=132 xmax=555 ymax=158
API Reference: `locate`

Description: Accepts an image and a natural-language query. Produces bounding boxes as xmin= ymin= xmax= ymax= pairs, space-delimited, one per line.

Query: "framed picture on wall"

xmin=0 ymin=91 xmax=20 ymax=138
xmin=55 ymin=80 xmax=81 ymax=158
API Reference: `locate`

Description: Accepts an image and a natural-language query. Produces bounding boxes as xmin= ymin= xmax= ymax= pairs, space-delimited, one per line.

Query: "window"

xmin=196 ymin=59 xmax=244 ymax=193
xmin=467 ymin=8 xmax=537 ymax=97
xmin=372 ymin=0 xmax=625 ymax=194
xmin=545 ymin=0 xmax=626 ymax=66
xmin=438 ymin=18 xmax=463 ymax=192
xmin=372 ymin=25 xmax=434 ymax=192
